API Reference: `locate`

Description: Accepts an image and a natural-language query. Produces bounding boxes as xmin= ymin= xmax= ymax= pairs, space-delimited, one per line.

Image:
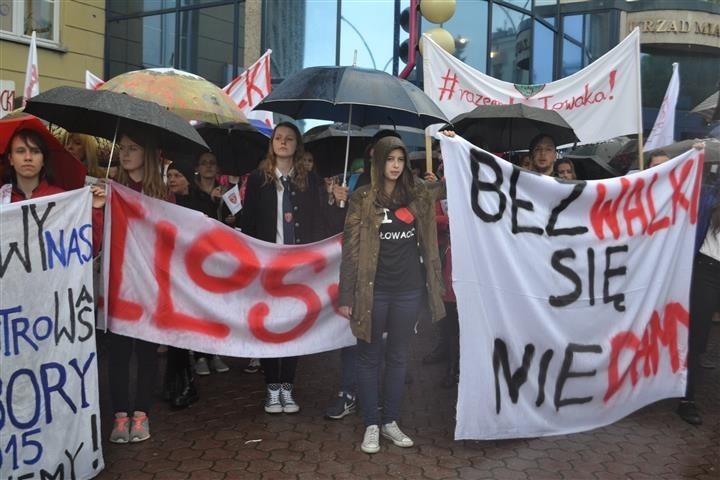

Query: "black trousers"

xmin=108 ymin=333 xmax=158 ymax=414
xmin=262 ymin=357 xmax=298 ymax=384
xmin=685 ymin=253 xmax=720 ymax=401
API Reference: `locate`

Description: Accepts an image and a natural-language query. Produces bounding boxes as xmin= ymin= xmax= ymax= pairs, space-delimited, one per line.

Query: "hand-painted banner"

xmin=439 ymin=134 xmax=702 ymax=439
xmin=0 ymin=188 xmax=104 ymax=479
xmin=423 ymin=29 xmax=641 ymax=144
xmin=100 ymin=183 xmax=355 ymax=357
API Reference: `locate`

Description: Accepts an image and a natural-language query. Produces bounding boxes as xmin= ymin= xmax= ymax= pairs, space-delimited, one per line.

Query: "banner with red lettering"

xmin=1 ymin=188 xmax=104 ymax=479
xmin=423 ymin=29 xmax=641 ymax=144
xmin=439 ymin=134 xmax=701 ymax=439
xmin=101 ymin=183 xmax=354 ymax=357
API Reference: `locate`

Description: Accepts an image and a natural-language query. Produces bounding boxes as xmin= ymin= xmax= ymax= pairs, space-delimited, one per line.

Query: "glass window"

xmin=421 ymin=0 xmax=488 ymax=74
xmin=563 ymin=15 xmax=582 ymax=43
xmin=107 ymin=0 xmax=177 ymax=17
xmin=107 ymin=13 xmax=177 ymax=78
xmin=561 ymin=39 xmax=581 ymax=77
xmin=532 ymin=20 xmax=554 ymax=83
xmin=178 ymin=4 xmax=236 ymax=86
xmin=340 ymin=0 xmax=397 ymax=72
xmin=0 ymin=2 xmax=14 ymax=34
xmin=503 ymin=0 xmax=532 ymax=11
xmin=0 ymin=0 xmax=58 ymax=42
xmin=583 ymin=12 xmax=615 ymax=64
xmin=490 ymin=3 xmax=530 ymax=83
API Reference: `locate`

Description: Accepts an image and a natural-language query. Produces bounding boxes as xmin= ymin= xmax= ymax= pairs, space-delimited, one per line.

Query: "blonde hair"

xmin=115 ymin=130 xmax=167 ymax=200
xmin=259 ymin=122 xmax=310 ymax=192
xmin=66 ymin=133 xmax=104 ymax=178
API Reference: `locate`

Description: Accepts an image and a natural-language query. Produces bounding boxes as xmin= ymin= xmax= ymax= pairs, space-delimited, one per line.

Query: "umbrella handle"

xmin=106 ymin=119 xmax=120 ymax=180
xmin=339 ymin=104 xmax=353 ymax=209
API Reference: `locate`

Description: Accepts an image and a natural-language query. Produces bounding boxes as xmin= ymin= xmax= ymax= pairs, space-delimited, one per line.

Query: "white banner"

xmin=224 ymin=50 xmax=274 ymax=130
xmin=439 ymin=134 xmax=701 ymax=439
xmin=644 ymin=63 xmax=679 ymax=151
xmin=0 ymin=188 xmax=104 ymax=479
xmin=101 ymin=183 xmax=354 ymax=357
xmin=423 ymin=29 xmax=642 ymax=144
xmin=22 ymin=31 xmax=39 ymax=106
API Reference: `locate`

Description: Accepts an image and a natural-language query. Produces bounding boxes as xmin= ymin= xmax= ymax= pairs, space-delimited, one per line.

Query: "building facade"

xmin=0 ymin=0 xmax=105 ymax=113
xmin=1 ymin=1 xmax=719 ymax=137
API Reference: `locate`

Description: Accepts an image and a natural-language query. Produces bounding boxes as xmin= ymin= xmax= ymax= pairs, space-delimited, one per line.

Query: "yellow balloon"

xmin=420 ymin=0 xmax=456 ymax=24
xmin=420 ymin=27 xmax=456 ymax=56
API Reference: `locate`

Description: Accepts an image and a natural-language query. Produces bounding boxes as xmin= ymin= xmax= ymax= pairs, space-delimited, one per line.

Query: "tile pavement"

xmin=95 ymin=325 xmax=719 ymax=479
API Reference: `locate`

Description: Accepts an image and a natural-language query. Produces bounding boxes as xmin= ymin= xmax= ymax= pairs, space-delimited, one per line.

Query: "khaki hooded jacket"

xmin=338 ymin=136 xmax=446 ymax=343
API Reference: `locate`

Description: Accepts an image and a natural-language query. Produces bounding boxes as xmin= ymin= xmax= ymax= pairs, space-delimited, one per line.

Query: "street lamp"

xmin=455 ymin=35 xmax=469 ymax=62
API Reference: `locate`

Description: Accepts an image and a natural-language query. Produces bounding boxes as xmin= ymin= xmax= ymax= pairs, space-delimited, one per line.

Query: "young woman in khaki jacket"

xmin=338 ymin=136 xmax=446 ymax=454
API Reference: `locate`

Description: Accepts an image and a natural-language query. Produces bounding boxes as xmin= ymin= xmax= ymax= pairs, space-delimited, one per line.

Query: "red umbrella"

xmin=0 ymin=114 xmax=87 ymax=190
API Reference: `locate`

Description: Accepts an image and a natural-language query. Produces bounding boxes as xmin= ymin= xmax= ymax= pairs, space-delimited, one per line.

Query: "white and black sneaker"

xmin=325 ymin=391 xmax=356 ymax=419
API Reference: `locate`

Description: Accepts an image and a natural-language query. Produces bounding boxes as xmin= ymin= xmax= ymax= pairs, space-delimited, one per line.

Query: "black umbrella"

xmin=446 ymin=103 xmax=579 ymax=152
xmin=25 ymin=86 xmax=209 ymax=153
xmin=255 ymin=66 xmax=448 ymax=185
xmin=196 ymin=123 xmax=269 ymax=176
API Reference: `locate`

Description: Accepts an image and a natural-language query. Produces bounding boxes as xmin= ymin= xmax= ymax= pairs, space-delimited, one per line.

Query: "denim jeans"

xmin=357 ymin=289 xmax=422 ymax=426
xmin=339 ymin=345 xmax=358 ymax=394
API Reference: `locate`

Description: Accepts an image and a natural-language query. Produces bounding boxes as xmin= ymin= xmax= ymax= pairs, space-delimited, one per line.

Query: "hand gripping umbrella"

xmin=25 ymin=86 xmax=209 ymax=177
xmin=255 ymin=66 xmax=448 ymax=199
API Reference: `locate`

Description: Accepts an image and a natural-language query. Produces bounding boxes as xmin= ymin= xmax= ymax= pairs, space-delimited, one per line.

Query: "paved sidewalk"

xmin=96 ymin=326 xmax=719 ymax=480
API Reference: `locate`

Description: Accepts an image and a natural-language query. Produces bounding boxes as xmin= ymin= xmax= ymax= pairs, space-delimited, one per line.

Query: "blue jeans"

xmin=357 ymin=289 xmax=422 ymax=426
xmin=339 ymin=345 xmax=358 ymax=394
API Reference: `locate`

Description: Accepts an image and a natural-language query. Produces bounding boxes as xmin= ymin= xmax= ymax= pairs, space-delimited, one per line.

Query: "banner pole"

xmin=634 ymin=28 xmax=644 ymax=170
xmin=425 ymin=134 xmax=432 ymax=174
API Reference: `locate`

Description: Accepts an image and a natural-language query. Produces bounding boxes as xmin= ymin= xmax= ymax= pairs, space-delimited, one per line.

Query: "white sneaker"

xmin=194 ymin=357 xmax=210 ymax=376
xmin=210 ymin=355 xmax=229 ymax=373
xmin=381 ymin=421 xmax=413 ymax=447
xmin=361 ymin=425 xmax=380 ymax=454
xmin=280 ymin=383 xmax=300 ymax=413
xmin=264 ymin=384 xmax=282 ymax=413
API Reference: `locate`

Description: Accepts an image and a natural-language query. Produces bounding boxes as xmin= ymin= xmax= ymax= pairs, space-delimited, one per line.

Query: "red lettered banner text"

xmin=100 ymin=183 xmax=355 ymax=357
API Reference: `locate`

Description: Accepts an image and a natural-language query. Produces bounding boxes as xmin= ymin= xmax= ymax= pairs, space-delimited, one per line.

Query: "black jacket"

xmin=238 ymin=169 xmax=344 ymax=244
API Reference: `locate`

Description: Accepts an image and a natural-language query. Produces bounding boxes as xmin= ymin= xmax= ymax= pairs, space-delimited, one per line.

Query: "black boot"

xmin=172 ymin=367 xmax=199 ymax=409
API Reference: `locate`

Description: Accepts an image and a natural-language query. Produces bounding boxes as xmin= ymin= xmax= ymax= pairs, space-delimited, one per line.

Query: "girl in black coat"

xmin=238 ymin=121 xmax=345 ymax=413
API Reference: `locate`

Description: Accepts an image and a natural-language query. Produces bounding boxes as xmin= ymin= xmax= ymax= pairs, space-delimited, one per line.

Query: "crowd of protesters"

xmin=1 ymin=116 xmax=717 ymax=453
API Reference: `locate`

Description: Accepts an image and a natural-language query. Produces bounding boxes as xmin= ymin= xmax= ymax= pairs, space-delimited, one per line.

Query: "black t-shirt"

xmin=374 ymin=207 xmax=423 ymax=292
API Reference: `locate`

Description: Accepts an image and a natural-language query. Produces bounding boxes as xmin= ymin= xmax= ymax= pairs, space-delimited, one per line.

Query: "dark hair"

xmin=529 ymin=134 xmax=557 ymax=153
xmin=371 ymin=129 xmax=401 ymax=144
xmin=711 ymin=198 xmax=720 ymax=234
xmin=2 ymin=129 xmax=53 ymax=184
xmin=371 ymin=136 xmax=415 ymax=209
xmin=649 ymin=150 xmax=669 ymax=161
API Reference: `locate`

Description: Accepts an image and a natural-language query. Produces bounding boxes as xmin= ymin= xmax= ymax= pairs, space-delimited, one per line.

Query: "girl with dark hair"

xmin=238 ymin=121 xmax=346 ymax=414
xmin=338 ymin=136 xmax=446 ymax=454
xmin=107 ymin=127 xmax=174 ymax=444
xmin=677 ymin=159 xmax=720 ymax=426
xmin=3 ymin=128 xmax=60 ymax=199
